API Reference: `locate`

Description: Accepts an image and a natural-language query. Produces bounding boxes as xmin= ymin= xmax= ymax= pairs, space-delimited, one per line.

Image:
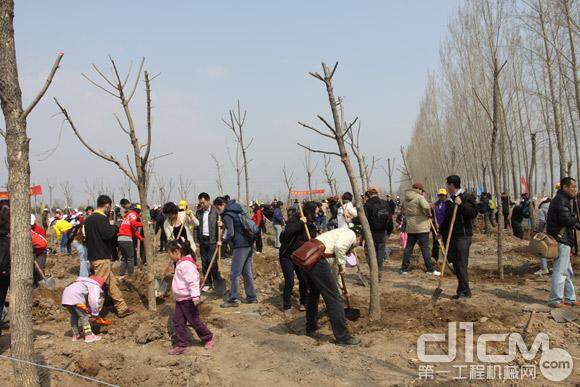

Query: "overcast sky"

xmin=2 ymin=1 xmax=459 ymax=206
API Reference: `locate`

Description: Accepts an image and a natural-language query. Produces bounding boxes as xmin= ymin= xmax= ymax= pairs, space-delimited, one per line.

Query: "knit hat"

xmin=89 ymin=275 xmax=106 ymax=288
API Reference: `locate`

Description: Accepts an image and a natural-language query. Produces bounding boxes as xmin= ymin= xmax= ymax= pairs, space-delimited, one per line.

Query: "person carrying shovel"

xmin=303 ymin=226 xmax=363 ymax=346
xmin=438 ymin=175 xmax=477 ymax=300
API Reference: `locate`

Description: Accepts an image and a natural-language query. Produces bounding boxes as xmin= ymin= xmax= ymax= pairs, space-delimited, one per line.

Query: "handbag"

xmin=529 ymin=232 xmax=559 ymax=260
xmin=291 ymin=239 xmax=332 ymax=271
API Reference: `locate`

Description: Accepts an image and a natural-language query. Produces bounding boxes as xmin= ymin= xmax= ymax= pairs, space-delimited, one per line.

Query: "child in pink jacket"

xmin=167 ymin=238 xmax=213 ymax=355
xmin=61 ymin=276 xmax=105 ymax=343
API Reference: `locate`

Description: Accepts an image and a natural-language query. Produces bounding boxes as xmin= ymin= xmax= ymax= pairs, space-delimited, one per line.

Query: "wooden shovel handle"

xmin=439 ymin=204 xmax=459 ymax=280
xmin=298 ymin=203 xmax=311 ymax=241
xmin=33 ymin=260 xmax=47 ymax=280
xmin=338 ymin=265 xmax=352 ymax=308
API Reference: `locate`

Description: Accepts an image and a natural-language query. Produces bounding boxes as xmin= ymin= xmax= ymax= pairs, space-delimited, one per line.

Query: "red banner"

xmin=0 ymin=185 xmax=43 ymax=199
xmin=290 ymin=189 xmax=325 ymax=197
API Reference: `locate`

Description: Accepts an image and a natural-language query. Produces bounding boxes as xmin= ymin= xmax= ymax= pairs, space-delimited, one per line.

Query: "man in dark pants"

xmin=500 ymin=192 xmax=510 ymax=229
xmin=196 ymin=192 xmax=222 ymax=292
xmin=304 ymin=227 xmax=363 ymax=346
xmin=363 ymin=187 xmax=390 ymax=274
xmin=440 ymin=175 xmax=477 ymax=299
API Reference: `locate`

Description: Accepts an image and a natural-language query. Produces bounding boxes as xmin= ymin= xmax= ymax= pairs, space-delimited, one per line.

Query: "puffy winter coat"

xmin=403 ymin=188 xmax=431 ymax=234
xmin=547 ymin=190 xmax=579 ymax=247
xmin=172 ymin=256 xmax=201 ymax=302
xmin=61 ymin=277 xmax=103 ymax=316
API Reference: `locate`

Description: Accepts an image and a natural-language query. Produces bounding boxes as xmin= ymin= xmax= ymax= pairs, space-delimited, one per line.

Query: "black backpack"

xmin=368 ymin=199 xmax=390 ymax=232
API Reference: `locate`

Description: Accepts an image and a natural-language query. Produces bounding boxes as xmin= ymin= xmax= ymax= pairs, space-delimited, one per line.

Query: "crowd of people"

xmin=0 ymin=174 xmax=577 ymax=354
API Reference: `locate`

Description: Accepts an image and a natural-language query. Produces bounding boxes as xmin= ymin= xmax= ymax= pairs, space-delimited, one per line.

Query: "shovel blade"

xmin=213 ymin=278 xmax=227 ymax=296
xmin=431 ymin=287 xmax=443 ymax=305
xmin=345 ymin=308 xmax=361 ymax=321
xmin=40 ymin=278 xmax=56 ymax=291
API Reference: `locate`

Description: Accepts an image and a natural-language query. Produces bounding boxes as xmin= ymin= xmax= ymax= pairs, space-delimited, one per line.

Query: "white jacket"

xmin=164 ymin=211 xmax=199 ymax=244
xmin=315 ymin=228 xmax=356 ymax=269
xmin=337 ymin=201 xmax=357 ymax=228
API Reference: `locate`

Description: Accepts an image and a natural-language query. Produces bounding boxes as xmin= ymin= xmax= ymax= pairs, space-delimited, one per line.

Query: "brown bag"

xmin=529 ymin=232 xmax=559 ymax=260
xmin=291 ymin=239 xmax=331 ymax=271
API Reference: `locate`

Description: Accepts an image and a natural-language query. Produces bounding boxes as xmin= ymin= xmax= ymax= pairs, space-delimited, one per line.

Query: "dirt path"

xmin=0 ymin=232 xmax=578 ymax=386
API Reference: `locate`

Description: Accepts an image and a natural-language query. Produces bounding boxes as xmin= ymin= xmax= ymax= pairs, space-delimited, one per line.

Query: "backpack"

xmin=238 ymin=213 xmax=260 ymax=242
xmin=529 ymin=232 xmax=559 ymax=260
xmin=477 ymin=200 xmax=489 ymax=214
xmin=261 ymin=205 xmax=274 ymax=221
xmin=368 ymin=199 xmax=390 ymax=232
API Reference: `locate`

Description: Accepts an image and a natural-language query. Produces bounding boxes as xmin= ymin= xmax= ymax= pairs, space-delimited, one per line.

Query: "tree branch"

xmin=82 ymin=73 xmax=118 ymax=98
xmin=297 ymin=121 xmax=335 ymax=139
xmin=126 ymin=57 xmax=145 ymax=103
xmin=297 ymin=143 xmax=340 ymax=157
xmin=472 ymin=88 xmax=493 ymax=123
xmin=22 ymin=52 xmax=64 ymax=120
xmin=54 ymin=97 xmax=137 ymax=184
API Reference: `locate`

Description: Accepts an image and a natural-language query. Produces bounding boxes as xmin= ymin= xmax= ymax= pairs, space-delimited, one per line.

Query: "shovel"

xmin=550 ymin=308 xmax=580 ymax=328
xmin=338 ymin=265 xmax=360 ymax=321
xmin=428 ymin=219 xmax=455 ymax=275
xmin=431 ymin=203 xmax=458 ymax=305
xmin=34 ymin=260 xmax=56 ymax=290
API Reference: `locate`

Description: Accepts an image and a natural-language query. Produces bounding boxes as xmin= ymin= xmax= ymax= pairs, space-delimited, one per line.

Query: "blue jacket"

xmin=272 ymin=208 xmax=285 ymax=226
xmin=222 ymin=201 xmax=252 ymax=249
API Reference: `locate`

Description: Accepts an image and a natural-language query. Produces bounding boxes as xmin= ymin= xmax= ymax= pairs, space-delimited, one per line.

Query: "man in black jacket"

xmin=363 ymin=187 xmax=391 ymax=273
xmin=85 ymin=195 xmax=132 ymax=318
xmin=196 ymin=192 xmax=222 ymax=292
xmin=547 ymin=177 xmax=579 ymax=308
xmin=440 ymin=175 xmax=478 ymax=299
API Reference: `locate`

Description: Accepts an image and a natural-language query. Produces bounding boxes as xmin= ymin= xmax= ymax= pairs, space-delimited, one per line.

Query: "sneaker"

xmin=245 ymin=299 xmax=258 ymax=304
xmin=72 ymin=334 xmax=82 ymax=342
xmin=117 ymin=308 xmax=135 ymax=318
xmin=220 ymin=301 xmax=240 ymax=308
xmin=563 ymin=301 xmax=579 ymax=307
xmin=168 ymin=346 xmax=188 ymax=356
xmin=336 ymin=336 xmax=361 ymax=346
xmin=399 ymin=270 xmax=409 ymax=275
xmin=534 ymin=268 xmax=549 ymax=275
xmin=284 ymin=309 xmax=292 ymax=319
xmin=431 ymin=270 xmax=441 ymax=276
xmin=306 ymin=330 xmax=324 ymax=340
xmin=298 ymin=304 xmax=306 ymax=312
xmin=452 ymin=293 xmax=471 ymax=300
xmin=202 ymin=285 xmax=211 ymax=293
xmin=204 ymin=339 xmax=214 ymax=350
xmin=84 ymin=333 xmax=102 ymax=343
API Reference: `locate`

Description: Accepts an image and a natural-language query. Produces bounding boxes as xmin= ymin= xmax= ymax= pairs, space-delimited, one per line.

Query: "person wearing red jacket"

xmin=31 ymin=214 xmax=48 ymax=286
xmin=117 ymin=206 xmax=144 ymax=277
xmin=251 ymin=204 xmax=264 ymax=254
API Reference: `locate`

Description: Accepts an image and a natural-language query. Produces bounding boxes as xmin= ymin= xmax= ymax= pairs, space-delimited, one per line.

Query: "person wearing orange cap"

xmin=61 ymin=275 xmax=106 ymax=343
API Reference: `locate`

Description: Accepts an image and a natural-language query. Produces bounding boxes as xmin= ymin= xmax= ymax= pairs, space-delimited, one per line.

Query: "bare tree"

xmin=382 ymin=157 xmax=396 ymax=195
xmin=282 ymin=163 xmax=295 ymax=202
xmin=0 ymin=1 xmax=63 ymax=383
xmin=46 ymin=178 xmax=55 ymax=211
xmin=303 ymin=150 xmax=319 ymax=200
xmin=227 ymin=146 xmax=242 ymax=201
xmin=343 ymin=106 xmax=369 ymax=193
xmin=177 ymin=174 xmax=193 ymax=202
xmin=223 ymin=100 xmax=252 ymax=205
xmin=322 ymin=155 xmax=336 ymax=196
xmin=210 ymin=153 xmax=225 ymax=195
xmin=60 ymin=180 xmax=73 ymax=209
xmin=298 ymin=62 xmax=381 ymax=320
xmin=55 ymin=57 xmax=162 ymax=310
xmin=398 ymin=145 xmax=413 ymax=184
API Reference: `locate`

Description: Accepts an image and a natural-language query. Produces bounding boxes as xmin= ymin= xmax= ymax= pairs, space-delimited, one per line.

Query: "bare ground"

xmin=0 ymin=230 xmax=578 ymax=386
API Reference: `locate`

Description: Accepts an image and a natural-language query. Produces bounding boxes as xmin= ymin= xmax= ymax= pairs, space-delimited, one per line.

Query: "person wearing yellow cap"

xmin=431 ymin=188 xmax=450 ymax=263
xmin=178 ymin=200 xmax=188 ymax=211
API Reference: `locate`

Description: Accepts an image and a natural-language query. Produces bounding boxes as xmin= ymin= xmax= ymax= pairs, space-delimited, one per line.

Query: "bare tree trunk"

xmin=0 ymin=1 xmax=62 ymax=384
xmin=537 ymin=0 xmax=567 ymax=177
xmin=55 ymin=59 xmax=159 ymax=310
xmin=210 ymin=153 xmax=225 ymax=195
xmin=223 ymin=100 xmax=252 ymax=206
xmin=298 ymin=63 xmax=380 ymax=320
